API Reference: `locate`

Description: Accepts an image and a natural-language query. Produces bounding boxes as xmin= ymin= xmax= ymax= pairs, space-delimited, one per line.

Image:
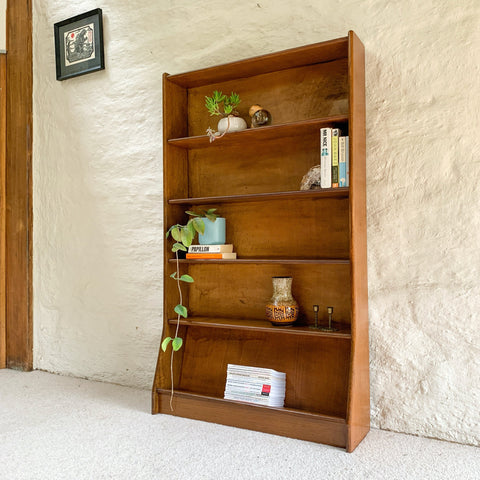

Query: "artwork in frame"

xmin=54 ymin=8 xmax=105 ymax=81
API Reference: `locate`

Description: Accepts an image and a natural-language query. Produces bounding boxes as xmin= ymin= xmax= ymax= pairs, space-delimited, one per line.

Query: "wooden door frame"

xmin=0 ymin=52 xmax=6 ymax=368
xmin=1 ymin=0 xmax=33 ymax=370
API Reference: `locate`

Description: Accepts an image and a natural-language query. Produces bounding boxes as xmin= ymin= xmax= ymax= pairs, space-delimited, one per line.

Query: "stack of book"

xmin=186 ymin=243 xmax=237 ymax=259
xmin=320 ymin=127 xmax=349 ymax=188
xmin=224 ymin=364 xmax=286 ymax=407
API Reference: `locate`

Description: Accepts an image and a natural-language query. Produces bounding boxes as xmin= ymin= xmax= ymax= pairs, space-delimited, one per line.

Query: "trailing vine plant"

xmin=161 ymin=208 xmax=219 ymax=409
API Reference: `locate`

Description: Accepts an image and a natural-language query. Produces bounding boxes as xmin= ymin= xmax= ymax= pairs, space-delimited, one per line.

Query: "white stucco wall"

xmin=33 ymin=1 xmax=480 ymax=446
xmin=0 ymin=0 xmax=6 ymax=51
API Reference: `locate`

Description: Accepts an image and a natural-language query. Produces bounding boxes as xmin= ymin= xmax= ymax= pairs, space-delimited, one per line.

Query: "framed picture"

xmin=54 ymin=9 xmax=105 ymax=81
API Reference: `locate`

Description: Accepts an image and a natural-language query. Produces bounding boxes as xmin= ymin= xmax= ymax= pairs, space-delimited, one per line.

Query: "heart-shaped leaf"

xmin=192 ymin=217 xmax=205 ymax=234
xmin=172 ymin=337 xmax=183 ymax=351
xmin=172 ymin=242 xmax=187 ymax=253
xmin=171 ymin=227 xmax=182 ymax=242
xmin=180 ymin=274 xmax=194 ymax=283
xmin=174 ymin=304 xmax=188 ymax=318
xmin=181 ymin=226 xmax=194 ymax=247
xmin=161 ymin=336 xmax=172 ymax=352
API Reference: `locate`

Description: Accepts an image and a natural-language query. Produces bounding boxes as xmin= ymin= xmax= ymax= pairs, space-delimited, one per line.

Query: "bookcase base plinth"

xmin=153 ymin=389 xmax=348 ymax=449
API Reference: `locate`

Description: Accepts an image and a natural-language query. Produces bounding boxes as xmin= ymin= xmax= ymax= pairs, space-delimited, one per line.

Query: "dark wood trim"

xmin=5 ymin=0 xmax=33 ymax=370
xmin=0 ymin=53 xmax=6 ymax=369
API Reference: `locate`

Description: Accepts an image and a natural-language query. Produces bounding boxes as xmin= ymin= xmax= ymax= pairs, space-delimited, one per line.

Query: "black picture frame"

xmin=54 ymin=9 xmax=105 ymax=81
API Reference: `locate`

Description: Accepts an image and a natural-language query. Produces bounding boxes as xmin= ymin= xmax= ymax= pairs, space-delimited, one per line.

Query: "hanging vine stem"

xmin=162 ymin=209 xmax=219 ymax=411
xmin=206 ymin=115 xmax=231 ymax=143
xmin=169 ymin=250 xmax=182 ymax=410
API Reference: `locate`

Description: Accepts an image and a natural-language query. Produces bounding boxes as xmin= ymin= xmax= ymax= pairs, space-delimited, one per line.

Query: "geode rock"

xmin=300 ymin=165 xmax=322 ymax=190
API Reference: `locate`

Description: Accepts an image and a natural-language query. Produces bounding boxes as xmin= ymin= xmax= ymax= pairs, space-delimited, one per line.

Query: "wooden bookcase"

xmin=152 ymin=31 xmax=369 ymax=452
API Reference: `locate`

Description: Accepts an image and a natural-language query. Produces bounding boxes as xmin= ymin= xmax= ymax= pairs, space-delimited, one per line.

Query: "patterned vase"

xmin=266 ymin=276 xmax=299 ymax=326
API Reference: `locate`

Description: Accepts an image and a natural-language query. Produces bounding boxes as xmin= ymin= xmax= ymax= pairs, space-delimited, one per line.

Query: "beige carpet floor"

xmin=0 ymin=369 xmax=478 ymax=479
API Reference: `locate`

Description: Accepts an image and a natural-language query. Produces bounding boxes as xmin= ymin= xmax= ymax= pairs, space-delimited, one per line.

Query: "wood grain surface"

xmin=5 ymin=0 xmax=33 ymax=370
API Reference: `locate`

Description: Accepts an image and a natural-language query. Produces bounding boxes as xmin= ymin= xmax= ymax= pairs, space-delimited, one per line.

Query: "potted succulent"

xmin=205 ymin=90 xmax=247 ymax=141
xmin=161 ymin=208 xmax=219 ymax=408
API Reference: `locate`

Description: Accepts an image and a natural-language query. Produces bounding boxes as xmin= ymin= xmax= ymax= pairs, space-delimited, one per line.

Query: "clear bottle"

xmin=249 ymin=104 xmax=272 ymax=128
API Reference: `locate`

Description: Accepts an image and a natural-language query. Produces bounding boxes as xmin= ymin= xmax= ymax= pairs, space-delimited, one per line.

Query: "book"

xmin=188 ymin=244 xmax=234 ymax=253
xmin=185 ymin=252 xmax=237 ymax=259
xmin=345 ymin=136 xmax=350 ymax=187
xmin=224 ymin=364 xmax=286 ymax=407
xmin=331 ymin=129 xmax=341 ymax=188
xmin=320 ymin=127 xmax=332 ymax=188
xmin=339 ymin=136 xmax=347 ymax=187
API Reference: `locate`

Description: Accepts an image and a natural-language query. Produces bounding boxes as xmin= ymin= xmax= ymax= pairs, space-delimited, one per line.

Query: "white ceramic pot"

xmin=217 ymin=115 xmax=247 ymax=133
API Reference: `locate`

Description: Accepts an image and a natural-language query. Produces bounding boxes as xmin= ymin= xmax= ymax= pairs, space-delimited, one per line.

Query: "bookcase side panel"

xmin=154 ymin=77 xmax=189 ymax=407
xmin=346 ymin=31 xmax=370 ymax=452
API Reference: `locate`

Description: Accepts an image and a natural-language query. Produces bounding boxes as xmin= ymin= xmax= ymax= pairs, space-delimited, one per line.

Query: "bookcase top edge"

xmin=165 ymin=34 xmax=350 ymax=88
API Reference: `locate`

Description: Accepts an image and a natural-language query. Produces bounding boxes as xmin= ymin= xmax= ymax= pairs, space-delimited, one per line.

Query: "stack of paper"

xmin=224 ymin=364 xmax=286 ymax=407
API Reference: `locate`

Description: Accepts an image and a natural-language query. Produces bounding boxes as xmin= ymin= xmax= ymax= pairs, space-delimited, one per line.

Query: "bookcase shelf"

xmin=168 ymin=116 xmax=348 ymax=150
xmin=169 ymin=258 xmax=350 ymax=265
xmin=153 ymin=31 xmax=369 ymax=452
xmin=167 ymin=316 xmax=352 ymax=339
xmin=168 ymin=188 xmax=349 ymax=206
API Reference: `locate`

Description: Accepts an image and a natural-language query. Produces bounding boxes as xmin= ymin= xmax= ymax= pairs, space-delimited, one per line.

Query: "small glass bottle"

xmin=249 ymin=104 xmax=272 ymax=128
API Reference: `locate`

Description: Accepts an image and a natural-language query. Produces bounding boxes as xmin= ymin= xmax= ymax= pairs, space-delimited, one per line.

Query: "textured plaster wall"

xmin=33 ymin=1 xmax=480 ymax=446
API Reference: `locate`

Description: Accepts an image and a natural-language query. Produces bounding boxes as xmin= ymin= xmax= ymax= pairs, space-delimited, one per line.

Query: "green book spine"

xmin=331 ymin=129 xmax=341 ymax=188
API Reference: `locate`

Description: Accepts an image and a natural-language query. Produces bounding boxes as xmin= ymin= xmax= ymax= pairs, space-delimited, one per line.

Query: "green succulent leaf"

xmin=161 ymin=336 xmax=172 ymax=352
xmin=229 ymin=92 xmax=241 ymax=108
xmin=180 ymin=274 xmax=194 ymax=283
xmin=205 ymin=90 xmax=240 ymax=116
xmin=174 ymin=304 xmax=188 ymax=318
xmin=213 ymin=90 xmax=224 ymax=102
xmin=172 ymin=337 xmax=183 ymax=351
xmin=170 ymin=272 xmax=177 ymax=279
